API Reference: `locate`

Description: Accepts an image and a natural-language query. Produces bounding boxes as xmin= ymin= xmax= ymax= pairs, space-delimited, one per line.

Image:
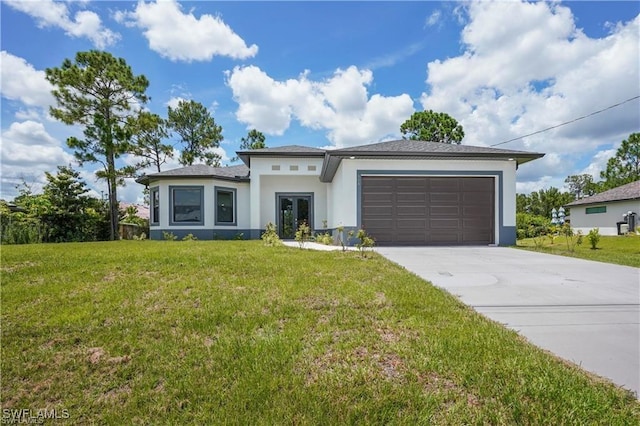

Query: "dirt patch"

xmin=418 ymin=371 xmax=481 ymax=408
xmin=1 ymin=261 xmax=38 ymax=273
xmin=87 ymin=347 xmax=131 ymax=364
xmin=88 ymin=347 xmax=106 ymax=364
xmin=98 ymin=384 xmax=131 ymax=403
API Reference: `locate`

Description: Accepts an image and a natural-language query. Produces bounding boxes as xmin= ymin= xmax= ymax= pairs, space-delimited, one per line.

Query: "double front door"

xmin=277 ymin=195 xmax=311 ymax=239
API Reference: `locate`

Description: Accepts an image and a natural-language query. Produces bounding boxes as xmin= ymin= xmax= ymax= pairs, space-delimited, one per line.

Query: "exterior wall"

xmin=569 ymin=199 xmax=640 ymax=236
xmin=148 ymin=178 xmax=250 ymax=239
xmin=248 ymin=157 xmax=327 ymax=231
xmin=326 ymin=158 xmax=518 ymax=245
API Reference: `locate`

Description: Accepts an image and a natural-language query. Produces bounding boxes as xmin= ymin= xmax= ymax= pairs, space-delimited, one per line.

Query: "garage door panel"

xmin=430 ymin=193 xmax=460 ymax=203
xmin=430 ymin=206 xmax=460 ymax=216
xmin=361 ymin=176 xmax=494 ymax=245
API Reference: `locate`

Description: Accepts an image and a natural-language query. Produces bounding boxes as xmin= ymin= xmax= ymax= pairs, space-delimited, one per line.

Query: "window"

xmin=271 ymin=165 xmax=280 ymax=171
xmin=586 ymin=206 xmax=606 ymax=214
xmin=170 ymin=186 xmax=204 ymax=225
xmin=150 ymin=187 xmax=159 ymax=225
xmin=289 ymin=165 xmax=299 ymax=171
xmin=307 ymin=165 xmax=316 ymax=171
xmin=215 ymin=187 xmax=236 ymax=225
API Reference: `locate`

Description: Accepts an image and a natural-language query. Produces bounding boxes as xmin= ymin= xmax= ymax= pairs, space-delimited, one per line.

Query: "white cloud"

xmin=420 ymin=1 xmax=639 ymax=192
xmin=425 ymin=10 xmax=442 ymax=28
xmin=5 ymin=0 xmax=119 ymax=48
xmin=166 ymin=96 xmax=187 ymax=109
xmin=1 ymin=51 xmax=55 ymax=109
xmin=580 ymin=148 xmax=617 ymax=179
xmin=0 ymin=121 xmax=76 ymax=199
xmin=227 ymin=65 xmax=415 ymax=148
xmin=115 ymin=0 xmax=258 ymax=62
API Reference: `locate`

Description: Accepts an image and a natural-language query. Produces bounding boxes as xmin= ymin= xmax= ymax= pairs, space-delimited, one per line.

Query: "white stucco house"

xmin=136 ymin=140 xmax=544 ymax=245
xmin=565 ymin=180 xmax=640 ymax=236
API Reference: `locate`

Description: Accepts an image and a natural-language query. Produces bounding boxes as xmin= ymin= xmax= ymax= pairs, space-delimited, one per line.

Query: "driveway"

xmin=376 ymin=246 xmax=640 ymax=396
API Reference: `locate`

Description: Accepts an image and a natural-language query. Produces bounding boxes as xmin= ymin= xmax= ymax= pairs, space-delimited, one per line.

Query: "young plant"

xmin=561 ymin=223 xmax=583 ymax=252
xmin=294 ymin=221 xmax=311 ymax=248
xmin=355 ymin=229 xmax=375 ymax=257
xmin=336 ymin=226 xmax=346 ymax=251
xmin=587 ymin=228 xmax=601 ymax=250
xmin=162 ymin=231 xmax=177 ymax=241
xmin=261 ymin=222 xmax=281 ymax=246
xmin=182 ymin=233 xmax=198 ymax=241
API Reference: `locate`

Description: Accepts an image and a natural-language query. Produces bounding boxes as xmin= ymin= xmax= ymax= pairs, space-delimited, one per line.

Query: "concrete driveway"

xmin=376 ymin=246 xmax=640 ymax=396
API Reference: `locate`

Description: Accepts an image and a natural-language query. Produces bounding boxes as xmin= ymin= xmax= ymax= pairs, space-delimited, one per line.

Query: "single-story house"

xmin=565 ymin=180 xmax=640 ymax=236
xmin=136 ymin=139 xmax=544 ymax=245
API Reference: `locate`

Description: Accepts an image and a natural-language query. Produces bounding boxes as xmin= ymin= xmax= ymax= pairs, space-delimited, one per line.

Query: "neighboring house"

xmin=136 ymin=140 xmax=544 ymax=245
xmin=120 ymin=202 xmax=150 ymax=220
xmin=565 ymin=180 xmax=640 ymax=236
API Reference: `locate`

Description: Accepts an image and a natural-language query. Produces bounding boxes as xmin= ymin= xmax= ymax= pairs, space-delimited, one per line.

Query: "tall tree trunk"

xmin=106 ymin=154 xmax=119 ymax=241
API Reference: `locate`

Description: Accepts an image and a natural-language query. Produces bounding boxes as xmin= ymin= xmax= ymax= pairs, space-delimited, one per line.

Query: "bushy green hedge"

xmin=516 ymin=213 xmax=552 ymax=239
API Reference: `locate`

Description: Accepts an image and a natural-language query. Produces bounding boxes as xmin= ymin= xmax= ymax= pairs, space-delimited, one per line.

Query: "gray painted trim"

xmin=356 ymin=170 xmax=507 ymax=245
xmin=214 ymin=186 xmax=237 ymax=226
xmin=275 ymin=192 xmax=315 ymax=237
xmin=169 ymin=185 xmax=205 ymax=226
xmin=150 ymin=186 xmax=159 ymax=226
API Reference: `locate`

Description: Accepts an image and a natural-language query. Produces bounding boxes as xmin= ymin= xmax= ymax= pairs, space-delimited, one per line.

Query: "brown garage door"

xmin=361 ymin=176 xmax=494 ymax=245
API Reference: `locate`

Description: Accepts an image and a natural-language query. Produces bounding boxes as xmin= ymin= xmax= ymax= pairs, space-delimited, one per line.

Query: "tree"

xmin=564 ymin=174 xmax=600 ymax=199
xmin=128 ymin=111 xmax=172 ymax=173
xmin=167 ymin=100 xmax=223 ymax=166
xmin=517 ymin=187 xmax=574 ymax=218
xmin=42 ymin=166 xmax=95 ymax=242
xmin=46 ymin=50 xmax=150 ymax=240
xmin=233 ymin=129 xmax=266 ymax=162
xmin=600 ymin=133 xmax=640 ymax=189
xmin=400 ymin=110 xmax=464 ymax=144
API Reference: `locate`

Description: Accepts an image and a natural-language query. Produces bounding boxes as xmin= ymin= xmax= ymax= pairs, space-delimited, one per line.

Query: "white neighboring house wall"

xmin=569 ymin=199 xmax=640 ymax=236
xmin=327 ymin=158 xmax=518 ymax=245
xmin=149 ymin=178 xmax=250 ymax=233
xmin=248 ymin=157 xmax=327 ymax=230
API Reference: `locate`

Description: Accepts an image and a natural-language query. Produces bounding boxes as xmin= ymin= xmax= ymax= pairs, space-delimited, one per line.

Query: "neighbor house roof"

xmin=319 ymin=139 xmax=544 ymax=182
xmin=136 ymin=164 xmax=250 ymax=186
xmin=565 ymin=180 xmax=640 ymax=207
xmin=237 ymin=145 xmax=326 ymax=167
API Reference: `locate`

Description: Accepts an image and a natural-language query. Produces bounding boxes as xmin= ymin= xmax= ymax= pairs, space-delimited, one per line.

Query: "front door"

xmin=278 ymin=195 xmax=311 ymax=239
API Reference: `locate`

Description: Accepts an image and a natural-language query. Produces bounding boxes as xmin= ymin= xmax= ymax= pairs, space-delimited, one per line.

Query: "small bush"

xmin=133 ymin=232 xmax=147 ymax=241
xmin=261 ymin=222 xmax=281 ymax=246
xmin=517 ymin=213 xmax=551 ymax=239
xmin=182 ymin=233 xmax=198 ymax=241
xmin=315 ymin=232 xmax=333 ymax=245
xmin=561 ymin=223 xmax=583 ymax=252
xmin=587 ymin=228 xmax=601 ymax=250
xmin=354 ymin=229 xmax=375 ymax=257
xmin=294 ymin=221 xmax=311 ymax=248
xmin=162 ymin=231 xmax=177 ymax=241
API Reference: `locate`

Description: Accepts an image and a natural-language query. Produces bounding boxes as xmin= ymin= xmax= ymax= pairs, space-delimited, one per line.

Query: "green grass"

xmin=517 ymin=234 xmax=640 ymax=268
xmin=2 ymin=241 xmax=638 ymax=424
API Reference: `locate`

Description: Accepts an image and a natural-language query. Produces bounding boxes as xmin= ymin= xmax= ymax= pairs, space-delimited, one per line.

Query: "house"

xmin=136 ymin=140 xmax=544 ymax=245
xmin=565 ymin=180 xmax=640 ymax=236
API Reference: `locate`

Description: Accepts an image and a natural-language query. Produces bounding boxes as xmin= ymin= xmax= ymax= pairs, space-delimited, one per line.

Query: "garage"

xmin=361 ymin=176 xmax=495 ymax=245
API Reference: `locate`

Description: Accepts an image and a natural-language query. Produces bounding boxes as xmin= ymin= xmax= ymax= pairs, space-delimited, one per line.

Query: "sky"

xmin=1 ymin=0 xmax=639 ymax=204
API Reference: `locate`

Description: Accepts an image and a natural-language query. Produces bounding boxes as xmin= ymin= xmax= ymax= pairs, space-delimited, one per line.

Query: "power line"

xmin=490 ymin=95 xmax=640 ymax=147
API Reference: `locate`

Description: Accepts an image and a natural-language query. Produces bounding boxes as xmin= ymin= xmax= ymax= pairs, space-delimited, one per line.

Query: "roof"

xmin=136 ymin=164 xmax=250 ymax=185
xmin=120 ymin=202 xmax=150 ymax=220
xmin=136 ymin=140 xmax=544 ymax=185
xmin=237 ymin=145 xmax=326 ymax=167
xmin=320 ymin=139 xmax=544 ymax=182
xmin=565 ymin=180 xmax=640 ymax=207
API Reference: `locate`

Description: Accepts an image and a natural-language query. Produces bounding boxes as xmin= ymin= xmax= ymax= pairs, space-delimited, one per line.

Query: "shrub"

xmin=561 ymin=223 xmax=583 ymax=252
xmin=354 ymin=229 xmax=375 ymax=257
xmin=315 ymin=232 xmax=333 ymax=245
xmin=182 ymin=233 xmax=198 ymax=241
xmin=133 ymin=232 xmax=147 ymax=241
xmin=587 ymin=228 xmax=601 ymax=250
xmin=294 ymin=221 xmax=311 ymax=248
xmin=517 ymin=213 xmax=551 ymax=238
xmin=261 ymin=222 xmax=281 ymax=246
xmin=162 ymin=231 xmax=177 ymax=241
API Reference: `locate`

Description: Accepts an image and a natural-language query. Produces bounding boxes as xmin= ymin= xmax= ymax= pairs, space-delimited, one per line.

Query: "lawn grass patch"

xmin=516 ymin=234 xmax=640 ymax=267
xmin=2 ymin=241 xmax=638 ymax=424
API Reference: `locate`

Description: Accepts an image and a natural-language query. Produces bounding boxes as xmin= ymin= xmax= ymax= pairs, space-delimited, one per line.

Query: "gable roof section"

xmin=319 ymin=139 xmax=544 ymax=182
xmin=238 ymin=145 xmax=326 ymax=167
xmin=565 ymin=180 xmax=640 ymax=207
xmin=136 ymin=164 xmax=250 ymax=186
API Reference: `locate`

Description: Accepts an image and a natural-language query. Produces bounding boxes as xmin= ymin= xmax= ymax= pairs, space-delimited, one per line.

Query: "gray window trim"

xmin=215 ymin=186 xmax=237 ymax=226
xmin=169 ymin=185 xmax=204 ymax=226
xmin=150 ymin=186 xmax=159 ymax=226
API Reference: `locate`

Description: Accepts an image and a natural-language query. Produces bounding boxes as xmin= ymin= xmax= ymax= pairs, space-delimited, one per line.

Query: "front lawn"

xmin=516 ymin=234 xmax=640 ymax=268
xmin=2 ymin=241 xmax=638 ymax=424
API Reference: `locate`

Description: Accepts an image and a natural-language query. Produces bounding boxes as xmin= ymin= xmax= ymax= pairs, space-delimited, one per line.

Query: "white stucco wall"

xmin=569 ymin=199 xmax=640 ymax=236
xmin=148 ymin=178 xmax=250 ymax=231
xmin=326 ymin=158 xmax=518 ymax=243
xmin=248 ymin=157 xmax=327 ymax=230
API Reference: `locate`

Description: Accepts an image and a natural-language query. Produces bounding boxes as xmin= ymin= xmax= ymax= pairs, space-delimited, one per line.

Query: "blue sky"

xmin=1 ymin=0 xmax=639 ymax=203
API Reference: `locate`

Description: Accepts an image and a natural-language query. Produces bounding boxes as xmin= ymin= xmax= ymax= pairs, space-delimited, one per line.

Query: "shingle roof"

xmin=330 ymin=139 xmax=540 ymax=156
xmin=565 ymin=180 xmax=640 ymax=206
xmin=136 ymin=164 xmax=249 ymax=185
xmin=319 ymin=139 xmax=544 ymax=182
